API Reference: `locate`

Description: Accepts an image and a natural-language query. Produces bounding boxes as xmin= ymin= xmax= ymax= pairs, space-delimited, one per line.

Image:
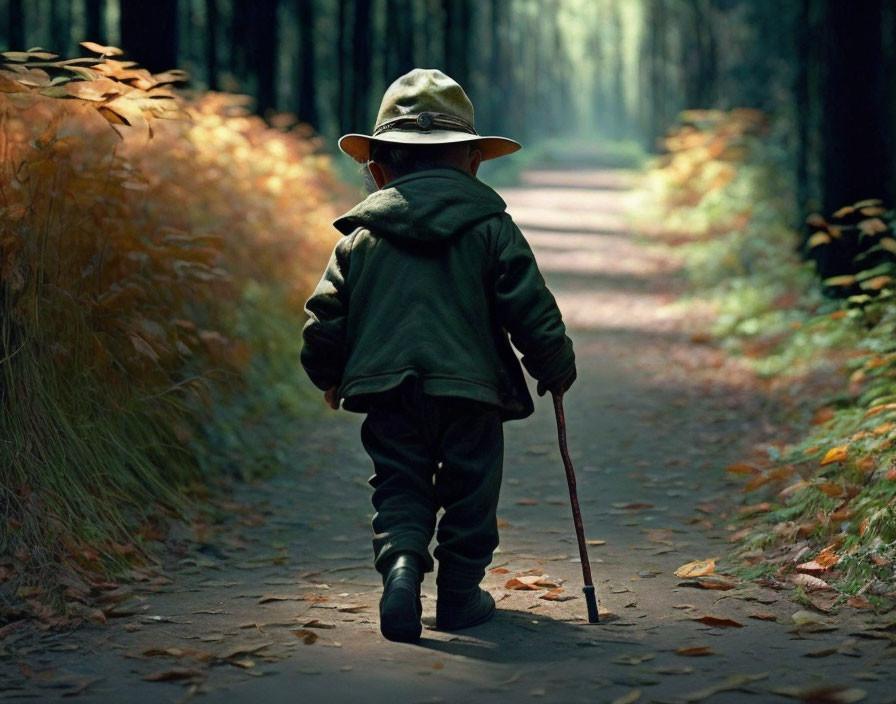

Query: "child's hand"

xmin=324 ymin=386 xmax=340 ymax=409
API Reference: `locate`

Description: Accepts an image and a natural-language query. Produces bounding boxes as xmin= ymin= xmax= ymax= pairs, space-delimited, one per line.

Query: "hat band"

xmin=373 ymin=112 xmax=478 ymax=137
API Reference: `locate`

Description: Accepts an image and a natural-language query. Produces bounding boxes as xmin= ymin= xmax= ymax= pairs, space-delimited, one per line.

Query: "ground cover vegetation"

xmin=641 ymin=109 xmax=896 ymax=614
xmin=0 ymin=44 xmax=339 ymax=623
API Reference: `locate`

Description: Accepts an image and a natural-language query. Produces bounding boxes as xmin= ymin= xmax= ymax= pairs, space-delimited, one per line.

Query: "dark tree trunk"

xmin=794 ymin=0 xmax=811 ymax=217
xmin=120 ymin=0 xmax=178 ymax=73
xmin=247 ymin=0 xmax=278 ymax=116
xmin=442 ymin=0 xmax=470 ymax=88
xmin=645 ymin=0 xmax=669 ymax=151
xmin=296 ymin=0 xmax=317 ymax=126
xmin=49 ymin=0 xmax=70 ymax=54
xmin=351 ymin=0 xmax=373 ymax=132
xmin=8 ymin=0 xmax=24 ymax=50
xmin=338 ymin=0 xmax=350 ymax=131
xmin=205 ymin=0 xmax=218 ymax=90
xmin=610 ymin=0 xmax=626 ymax=137
xmin=385 ymin=0 xmax=413 ymax=81
xmin=84 ymin=0 xmax=106 ymax=45
xmin=820 ymin=0 xmax=884 ymax=215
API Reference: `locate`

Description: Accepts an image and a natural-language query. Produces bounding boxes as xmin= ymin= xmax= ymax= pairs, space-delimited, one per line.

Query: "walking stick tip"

xmin=583 ymin=584 xmax=600 ymax=624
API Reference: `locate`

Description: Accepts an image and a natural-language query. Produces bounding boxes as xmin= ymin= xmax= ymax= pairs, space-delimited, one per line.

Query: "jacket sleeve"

xmin=301 ymin=237 xmax=351 ymax=390
xmin=493 ymin=216 xmax=575 ymax=389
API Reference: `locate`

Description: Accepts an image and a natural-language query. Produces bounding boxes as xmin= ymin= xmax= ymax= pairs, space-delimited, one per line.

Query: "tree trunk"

xmin=247 ymin=0 xmax=278 ymax=116
xmin=120 ymin=0 xmax=178 ymax=73
xmin=442 ymin=0 xmax=470 ymax=88
xmin=84 ymin=0 xmax=106 ymax=45
xmin=820 ymin=0 xmax=884 ymax=215
xmin=8 ymin=0 xmax=24 ymax=50
xmin=794 ymin=0 xmax=810 ymax=217
xmin=385 ymin=0 xmax=413 ymax=81
xmin=351 ymin=0 xmax=373 ymax=132
xmin=296 ymin=0 xmax=317 ymax=126
xmin=205 ymin=0 xmax=218 ymax=90
xmin=338 ymin=0 xmax=350 ymax=131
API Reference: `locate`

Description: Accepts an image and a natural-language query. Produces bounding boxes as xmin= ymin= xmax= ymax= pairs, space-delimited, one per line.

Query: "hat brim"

xmin=338 ymin=130 xmax=521 ymax=163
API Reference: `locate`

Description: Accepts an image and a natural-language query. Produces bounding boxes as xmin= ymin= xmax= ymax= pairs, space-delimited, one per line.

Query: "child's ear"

xmin=368 ymin=161 xmax=388 ymax=189
xmin=468 ymin=149 xmax=483 ymax=177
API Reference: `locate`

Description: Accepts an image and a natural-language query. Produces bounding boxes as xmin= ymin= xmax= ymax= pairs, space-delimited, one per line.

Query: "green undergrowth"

xmin=638 ymin=109 xmax=896 ymax=608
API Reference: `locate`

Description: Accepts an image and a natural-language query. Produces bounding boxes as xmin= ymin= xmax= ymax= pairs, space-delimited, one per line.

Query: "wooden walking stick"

xmin=552 ymin=392 xmax=600 ymax=623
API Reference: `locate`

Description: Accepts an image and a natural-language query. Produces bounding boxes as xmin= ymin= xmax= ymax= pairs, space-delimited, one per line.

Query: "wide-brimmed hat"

xmin=338 ymin=68 xmax=521 ymax=163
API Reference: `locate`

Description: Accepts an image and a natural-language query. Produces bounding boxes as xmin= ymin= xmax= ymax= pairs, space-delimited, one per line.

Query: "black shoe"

xmin=435 ymin=587 xmax=495 ymax=631
xmin=379 ymin=555 xmax=422 ymax=643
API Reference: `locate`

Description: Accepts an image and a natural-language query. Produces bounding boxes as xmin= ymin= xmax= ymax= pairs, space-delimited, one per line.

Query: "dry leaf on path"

xmin=292 ymin=629 xmax=319 ymax=645
xmin=505 ymin=575 xmax=559 ymax=590
xmin=792 ymin=574 xmax=832 ymax=591
xmin=142 ymin=668 xmax=205 ymax=682
xmin=586 ymin=539 xmax=607 ymax=546
xmin=611 ymin=690 xmax=641 ymax=704
xmin=676 ymin=646 xmax=715 ymax=656
xmin=678 ymin=575 xmax=736 ymax=590
xmin=676 ymin=673 xmax=768 ymax=702
xmin=613 ymin=653 xmax=654 ymax=665
xmin=539 ymin=589 xmax=576 ymax=601
xmin=674 ymin=559 xmax=716 ymax=578
xmin=516 ymin=499 xmax=538 ymax=506
xmin=693 ymin=615 xmax=745 ymax=628
xmin=749 ymin=612 xmax=777 ymax=621
xmin=772 ymin=685 xmax=866 ymax=703
xmin=258 ymin=594 xmax=306 ymax=604
xmin=302 ymin=619 xmax=336 ymax=629
xmin=489 ymin=567 xmax=510 ymax=574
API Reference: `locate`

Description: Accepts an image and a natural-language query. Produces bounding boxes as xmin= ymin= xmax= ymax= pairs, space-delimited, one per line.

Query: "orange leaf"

xmin=676 ymin=646 xmax=715 ymax=656
xmin=819 ymin=446 xmax=848 ymax=466
xmin=489 ymin=567 xmax=509 ymax=574
xmin=693 ymin=615 xmax=744 ymax=628
xmin=80 ymin=41 xmax=123 ymax=56
xmin=858 ymin=218 xmax=889 ymax=236
xmin=749 ymin=613 xmax=777 ymax=621
xmin=673 ymin=559 xmax=716 ymax=578
xmin=725 ymin=463 xmax=760 ymax=475
xmin=796 ymin=560 xmax=829 ymax=575
xmin=814 ymin=482 xmax=844 ymax=498
xmin=504 ymin=575 xmax=543 ymax=590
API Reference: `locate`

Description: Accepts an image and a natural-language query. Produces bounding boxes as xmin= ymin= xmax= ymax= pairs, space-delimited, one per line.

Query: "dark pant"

xmin=361 ymin=386 xmax=503 ymax=588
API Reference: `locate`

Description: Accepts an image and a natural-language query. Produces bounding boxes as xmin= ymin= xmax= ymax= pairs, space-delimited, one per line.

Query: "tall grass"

xmin=0 ymin=47 xmax=339 ymax=618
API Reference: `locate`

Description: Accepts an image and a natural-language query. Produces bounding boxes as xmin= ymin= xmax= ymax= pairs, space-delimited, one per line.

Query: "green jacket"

xmin=301 ymin=168 xmax=574 ymax=421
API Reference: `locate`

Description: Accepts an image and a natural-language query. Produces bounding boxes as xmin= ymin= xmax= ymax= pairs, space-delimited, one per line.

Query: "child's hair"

xmin=369 ymin=141 xmax=475 ymax=178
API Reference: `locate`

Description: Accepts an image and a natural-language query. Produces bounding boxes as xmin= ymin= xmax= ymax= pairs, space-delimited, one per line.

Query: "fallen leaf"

xmin=749 ymin=612 xmax=777 ymax=621
xmin=613 ymin=653 xmax=655 ymax=665
xmin=612 ymin=502 xmax=653 ymax=511
xmin=586 ymin=539 xmax=607 ymax=546
xmin=142 ymin=668 xmax=204 ymax=682
xmin=692 ymin=615 xmax=744 ymax=628
xmin=772 ymin=685 xmax=866 ymax=703
xmin=847 ymin=595 xmax=872 ymax=610
xmin=489 ymin=567 xmax=510 ymax=574
xmin=725 ymin=463 xmax=761 ymax=475
xmin=292 ymin=629 xmax=319 ymax=645
xmin=678 ymin=575 xmax=736 ymax=590
xmin=796 ymin=560 xmax=829 ymax=575
xmin=674 ymin=559 xmax=716 ymax=578
xmin=539 ymin=589 xmax=575 ymax=602
xmin=792 ymin=574 xmax=832 ymax=591
xmin=302 ymin=619 xmax=336 ymax=629
xmin=258 ymin=594 xmax=306 ymax=604
xmin=820 ymin=446 xmax=848 ymax=466
xmin=675 ymin=646 xmax=715 ymax=656
xmin=676 ymin=673 xmax=768 ymax=702
xmin=611 ymin=690 xmax=642 ymax=704
xmin=515 ymin=499 xmax=538 ymax=506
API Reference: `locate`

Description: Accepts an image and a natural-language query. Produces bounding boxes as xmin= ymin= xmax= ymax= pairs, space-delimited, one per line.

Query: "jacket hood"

xmin=333 ymin=168 xmax=507 ymax=245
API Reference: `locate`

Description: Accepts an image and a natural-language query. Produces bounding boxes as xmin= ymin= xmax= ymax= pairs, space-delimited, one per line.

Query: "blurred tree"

xmin=8 ymin=0 xmax=24 ymax=50
xmin=442 ymin=0 xmax=470 ymax=91
xmin=205 ymin=0 xmax=219 ymax=90
xmin=385 ymin=0 xmax=413 ymax=81
xmin=120 ymin=0 xmax=178 ymax=73
xmin=819 ymin=0 xmax=884 ymax=215
xmin=247 ymin=0 xmax=279 ymax=115
xmin=296 ymin=0 xmax=316 ymax=125
xmin=84 ymin=0 xmax=106 ymax=45
xmin=350 ymin=0 xmax=372 ymax=131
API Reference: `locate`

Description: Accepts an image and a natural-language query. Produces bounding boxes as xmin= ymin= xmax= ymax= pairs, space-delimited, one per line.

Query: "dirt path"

xmin=3 ymin=169 xmax=893 ymax=703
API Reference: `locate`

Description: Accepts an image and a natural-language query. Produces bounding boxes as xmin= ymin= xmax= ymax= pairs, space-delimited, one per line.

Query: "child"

xmin=301 ymin=69 xmax=575 ymax=643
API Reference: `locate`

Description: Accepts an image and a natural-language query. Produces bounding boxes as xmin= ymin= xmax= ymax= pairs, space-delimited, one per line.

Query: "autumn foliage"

xmin=647 ymin=109 xmax=896 ymax=610
xmin=0 ymin=45 xmax=338 ymax=619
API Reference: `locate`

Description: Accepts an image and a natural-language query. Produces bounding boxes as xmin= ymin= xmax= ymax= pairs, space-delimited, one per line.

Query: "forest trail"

xmin=3 ymin=168 xmax=893 ymax=703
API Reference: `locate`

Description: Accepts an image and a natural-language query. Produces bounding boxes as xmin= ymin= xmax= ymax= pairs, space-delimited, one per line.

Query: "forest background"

xmin=2 ymin=0 xmax=896 ymax=621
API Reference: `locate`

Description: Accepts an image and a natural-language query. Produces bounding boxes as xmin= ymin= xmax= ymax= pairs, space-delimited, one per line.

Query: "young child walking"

xmin=301 ymin=69 xmax=575 ymax=643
